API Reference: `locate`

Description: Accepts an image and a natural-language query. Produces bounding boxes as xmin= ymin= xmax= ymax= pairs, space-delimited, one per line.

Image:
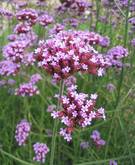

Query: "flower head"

xmin=51 ymin=85 xmax=105 ymax=141
xmin=0 ymin=60 xmax=20 ymax=76
xmin=16 ymin=8 xmax=38 ymax=25
xmin=15 ymin=83 xmax=39 ymax=96
xmin=91 ymin=130 xmax=106 ymax=147
xmin=33 ymin=143 xmax=49 ymax=163
xmin=15 ymin=119 xmax=31 ymax=146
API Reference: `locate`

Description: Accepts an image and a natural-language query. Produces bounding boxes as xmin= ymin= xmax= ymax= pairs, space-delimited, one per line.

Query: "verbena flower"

xmin=23 ymin=52 xmax=36 ymax=66
xmin=35 ymin=30 xmax=107 ymax=81
xmin=14 ymin=23 xmax=31 ymax=34
xmin=64 ymin=76 xmax=76 ymax=87
xmin=7 ymin=34 xmax=17 ymax=42
xmin=16 ymin=8 xmax=38 ymax=26
xmin=33 ymin=143 xmax=49 ymax=163
xmin=38 ymin=14 xmax=54 ymax=27
xmin=51 ymin=85 xmax=105 ymax=141
xmin=49 ymin=23 xmax=65 ymax=35
xmin=0 ymin=60 xmax=20 ymax=76
xmin=109 ymin=160 xmax=118 ymax=165
xmin=15 ymin=83 xmax=39 ymax=96
xmin=3 ymin=41 xmax=27 ymax=63
xmin=106 ymin=46 xmax=128 ymax=67
xmin=0 ymin=8 xmax=14 ymax=19
xmin=15 ymin=119 xmax=31 ymax=146
xmin=57 ymin=0 xmax=91 ymax=16
xmin=29 ymin=73 xmax=42 ymax=85
xmin=91 ymin=130 xmax=106 ymax=147
xmin=99 ymin=36 xmax=110 ymax=47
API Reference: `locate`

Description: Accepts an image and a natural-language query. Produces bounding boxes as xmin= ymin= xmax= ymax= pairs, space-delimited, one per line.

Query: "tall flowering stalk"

xmin=115 ymin=0 xmax=130 ymax=107
xmin=50 ymin=80 xmax=65 ymax=165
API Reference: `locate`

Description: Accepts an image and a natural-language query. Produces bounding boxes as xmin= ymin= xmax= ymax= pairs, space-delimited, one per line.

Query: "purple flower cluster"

xmin=38 ymin=14 xmax=54 ymax=27
xmin=33 ymin=143 xmax=49 ymax=163
xmin=109 ymin=160 xmax=118 ymax=165
xmin=16 ymin=8 xmax=38 ymax=26
xmin=15 ymin=73 xmax=41 ymax=96
xmin=51 ymin=85 xmax=105 ymax=141
xmin=91 ymin=130 xmax=106 ymax=148
xmin=106 ymin=46 xmax=128 ymax=67
xmin=63 ymin=18 xmax=79 ymax=28
xmin=15 ymin=119 xmax=31 ymax=146
xmin=57 ymin=0 xmax=91 ymax=16
xmin=29 ymin=73 xmax=42 ymax=85
xmin=35 ymin=30 xmax=108 ymax=81
xmin=15 ymin=83 xmax=40 ymax=96
xmin=3 ymin=41 xmax=27 ymax=63
xmin=0 ymin=8 xmax=14 ymax=19
xmin=49 ymin=23 xmax=65 ymax=35
xmin=14 ymin=23 xmax=31 ymax=34
xmin=99 ymin=36 xmax=110 ymax=47
xmin=23 ymin=52 xmax=36 ymax=66
xmin=0 ymin=60 xmax=20 ymax=76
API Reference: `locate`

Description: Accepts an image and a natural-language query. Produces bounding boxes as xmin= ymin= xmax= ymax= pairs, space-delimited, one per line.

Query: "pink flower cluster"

xmin=29 ymin=73 xmax=42 ymax=85
xmin=15 ymin=73 xmax=42 ymax=96
xmin=38 ymin=14 xmax=54 ymax=27
xmin=0 ymin=60 xmax=20 ymax=76
xmin=15 ymin=83 xmax=40 ymax=96
xmin=16 ymin=8 xmax=38 ymax=25
xmin=49 ymin=23 xmax=65 ymax=35
xmin=51 ymin=85 xmax=105 ymax=141
xmin=33 ymin=143 xmax=49 ymax=163
xmin=35 ymin=30 xmax=107 ymax=81
xmin=15 ymin=119 xmax=31 ymax=146
xmin=3 ymin=41 xmax=27 ymax=63
xmin=14 ymin=23 xmax=31 ymax=34
xmin=23 ymin=52 xmax=36 ymax=66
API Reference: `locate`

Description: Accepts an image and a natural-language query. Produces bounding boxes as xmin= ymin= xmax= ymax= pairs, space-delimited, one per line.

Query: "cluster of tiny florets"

xmin=0 ymin=8 xmax=14 ymax=19
xmin=33 ymin=143 xmax=49 ymax=163
xmin=57 ymin=0 xmax=91 ymax=16
xmin=16 ymin=8 xmax=38 ymax=25
xmin=38 ymin=14 xmax=54 ymax=27
xmin=15 ymin=119 xmax=31 ymax=146
xmin=35 ymin=30 xmax=108 ymax=81
xmin=14 ymin=23 xmax=31 ymax=34
xmin=23 ymin=52 xmax=36 ymax=66
xmin=51 ymin=85 xmax=105 ymax=141
xmin=15 ymin=73 xmax=41 ymax=96
xmin=106 ymin=46 xmax=128 ymax=67
xmin=15 ymin=83 xmax=40 ymax=96
xmin=3 ymin=41 xmax=27 ymax=63
xmin=91 ymin=130 xmax=106 ymax=147
xmin=29 ymin=73 xmax=42 ymax=85
xmin=0 ymin=60 xmax=20 ymax=76
xmin=49 ymin=23 xmax=65 ymax=35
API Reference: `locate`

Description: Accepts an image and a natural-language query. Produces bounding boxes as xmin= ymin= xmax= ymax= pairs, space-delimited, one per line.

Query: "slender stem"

xmin=115 ymin=0 xmax=130 ymax=108
xmin=50 ymin=80 xmax=64 ymax=165
xmin=114 ymin=0 xmax=126 ymax=18
xmin=0 ymin=149 xmax=34 ymax=165
xmin=95 ymin=0 xmax=100 ymax=31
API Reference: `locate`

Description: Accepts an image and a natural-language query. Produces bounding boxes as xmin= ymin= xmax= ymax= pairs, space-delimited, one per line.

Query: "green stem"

xmin=0 ymin=149 xmax=34 ymax=165
xmin=50 ymin=80 xmax=64 ymax=165
xmin=115 ymin=0 xmax=130 ymax=108
xmin=95 ymin=0 xmax=100 ymax=31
